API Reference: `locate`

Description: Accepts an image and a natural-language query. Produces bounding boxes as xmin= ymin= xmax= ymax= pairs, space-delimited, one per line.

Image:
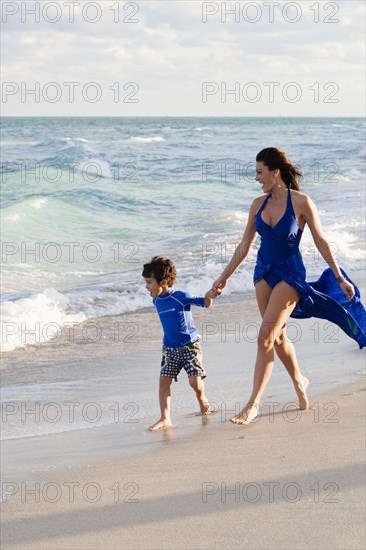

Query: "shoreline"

xmin=2 ymin=265 xmax=365 ymax=359
xmin=1 ymin=292 xmax=365 ymax=477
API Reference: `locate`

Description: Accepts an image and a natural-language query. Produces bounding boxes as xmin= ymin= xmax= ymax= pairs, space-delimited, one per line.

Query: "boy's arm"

xmin=204 ymin=288 xmax=221 ymax=308
xmin=180 ymin=289 xmax=221 ymax=309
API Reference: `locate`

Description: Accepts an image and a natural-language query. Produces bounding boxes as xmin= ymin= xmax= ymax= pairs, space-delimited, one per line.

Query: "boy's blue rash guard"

xmin=153 ymin=289 xmax=206 ymax=348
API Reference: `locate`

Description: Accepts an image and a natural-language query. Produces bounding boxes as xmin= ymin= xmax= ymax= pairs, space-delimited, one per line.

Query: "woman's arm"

xmin=212 ymin=199 xmax=259 ymax=291
xmin=303 ymin=195 xmax=355 ymax=299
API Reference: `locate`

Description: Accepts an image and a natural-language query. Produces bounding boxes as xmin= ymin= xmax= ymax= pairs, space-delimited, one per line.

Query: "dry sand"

xmin=2 ymin=386 xmax=365 ymax=549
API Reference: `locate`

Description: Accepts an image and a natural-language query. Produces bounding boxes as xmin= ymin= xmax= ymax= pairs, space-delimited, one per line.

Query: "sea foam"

xmin=0 ymin=288 xmax=86 ymax=352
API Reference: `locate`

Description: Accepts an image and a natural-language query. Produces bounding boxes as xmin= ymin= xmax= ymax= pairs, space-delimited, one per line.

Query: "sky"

xmin=1 ymin=0 xmax=365 ymax=116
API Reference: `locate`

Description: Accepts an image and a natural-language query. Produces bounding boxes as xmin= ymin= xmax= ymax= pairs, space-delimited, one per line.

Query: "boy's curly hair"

xmin=142 ymin=256 xmax=177 ymax=287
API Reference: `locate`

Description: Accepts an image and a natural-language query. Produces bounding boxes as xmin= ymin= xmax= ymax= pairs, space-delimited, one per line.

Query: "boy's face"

xmin=144 ymin=276 xmax=169 ymax=299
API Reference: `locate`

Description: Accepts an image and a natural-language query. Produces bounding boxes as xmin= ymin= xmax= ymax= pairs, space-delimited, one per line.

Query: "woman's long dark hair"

xmin=256 ymin=148 xmax=302 ymax=191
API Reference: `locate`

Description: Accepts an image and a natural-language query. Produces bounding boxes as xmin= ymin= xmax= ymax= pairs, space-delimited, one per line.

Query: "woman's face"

xmin=255 ymin=162 xmax=275 ymax=192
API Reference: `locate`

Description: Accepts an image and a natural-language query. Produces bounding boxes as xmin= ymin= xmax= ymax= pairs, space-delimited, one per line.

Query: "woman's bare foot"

xmin=149 ymin=418 xmax=172 ymax=431
xmin=296 ymin=376 xmax=309 ymax=410
xmin=230 ymin=403 xmax=259 ymax=425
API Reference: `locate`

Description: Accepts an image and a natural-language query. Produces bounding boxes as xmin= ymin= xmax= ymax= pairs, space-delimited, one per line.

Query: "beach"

xmin=1 ymin=293 xmax=365 ymax=549
xmin=1 ymin=116 xmax=365 ymax=548
xmin=1 ymin=0 xmax=366 ymax=540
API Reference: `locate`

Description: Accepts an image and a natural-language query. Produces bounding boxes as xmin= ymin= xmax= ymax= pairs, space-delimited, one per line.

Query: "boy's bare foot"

xmin=230 ymin=403 xmax=259 ymax=425
xmin=296 ymin=376 xmax=309 ymax=411
xmin=200 ymin=400 xmax=212 ymax=415
xmin=149 ymin=418 xmax=172 ymax=431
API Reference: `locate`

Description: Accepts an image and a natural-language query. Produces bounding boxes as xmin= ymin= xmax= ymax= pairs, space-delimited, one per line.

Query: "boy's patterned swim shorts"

xmin=160 ymin=340 xmax=206 ymax=382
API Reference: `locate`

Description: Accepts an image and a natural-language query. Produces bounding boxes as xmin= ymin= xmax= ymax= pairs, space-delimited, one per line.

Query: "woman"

xmin=212 ymin=147 xmax=365 ymax=425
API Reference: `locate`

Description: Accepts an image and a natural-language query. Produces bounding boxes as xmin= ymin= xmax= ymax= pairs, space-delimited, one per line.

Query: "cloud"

xmin=1 ymin=0 xmax=364 ymax=116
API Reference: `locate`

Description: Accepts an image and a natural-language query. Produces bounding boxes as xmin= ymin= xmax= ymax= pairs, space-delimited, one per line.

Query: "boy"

xmin=142 ymin=256 xmax=220 ymax=431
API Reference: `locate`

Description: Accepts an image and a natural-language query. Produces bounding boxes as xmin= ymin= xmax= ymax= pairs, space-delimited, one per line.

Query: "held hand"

xmin=339 ymin=279 xmax=355 ymax=300
xmin=212 ymin=277 xmax=227 ymax=294
xmin=204 ymin=290 xmax=214 ymax=308
xmin=205 ymin=288 xmax=221 ymax=301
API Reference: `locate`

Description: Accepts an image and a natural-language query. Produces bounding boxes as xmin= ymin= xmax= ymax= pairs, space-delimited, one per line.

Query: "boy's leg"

xmin=189 ymin=376 xmax=210 ymax=415
xmin=149 ymin=376 xmax=173 ymax=431
xmin=183 ymin=341 xmax=210 ymax=414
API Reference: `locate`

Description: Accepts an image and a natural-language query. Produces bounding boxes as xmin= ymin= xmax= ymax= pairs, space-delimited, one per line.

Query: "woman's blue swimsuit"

xmin=253 ymin=189 xmax=366 ymax=349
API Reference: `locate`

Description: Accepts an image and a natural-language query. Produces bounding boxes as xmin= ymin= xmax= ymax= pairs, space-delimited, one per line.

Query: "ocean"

xmin=1 ymin=116 xmax=365 ymax=459
xmin=1 ymin=116 xmax=365 ymax=353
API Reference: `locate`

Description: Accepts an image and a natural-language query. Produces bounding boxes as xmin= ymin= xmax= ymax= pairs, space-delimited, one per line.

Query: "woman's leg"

xmin=273 ymin=327 xmax=309 ymax=410
xmin=255 ymin=280 xmax=309 ymax=411
xmin=231 ymin=280 xmax=302 ymax=424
